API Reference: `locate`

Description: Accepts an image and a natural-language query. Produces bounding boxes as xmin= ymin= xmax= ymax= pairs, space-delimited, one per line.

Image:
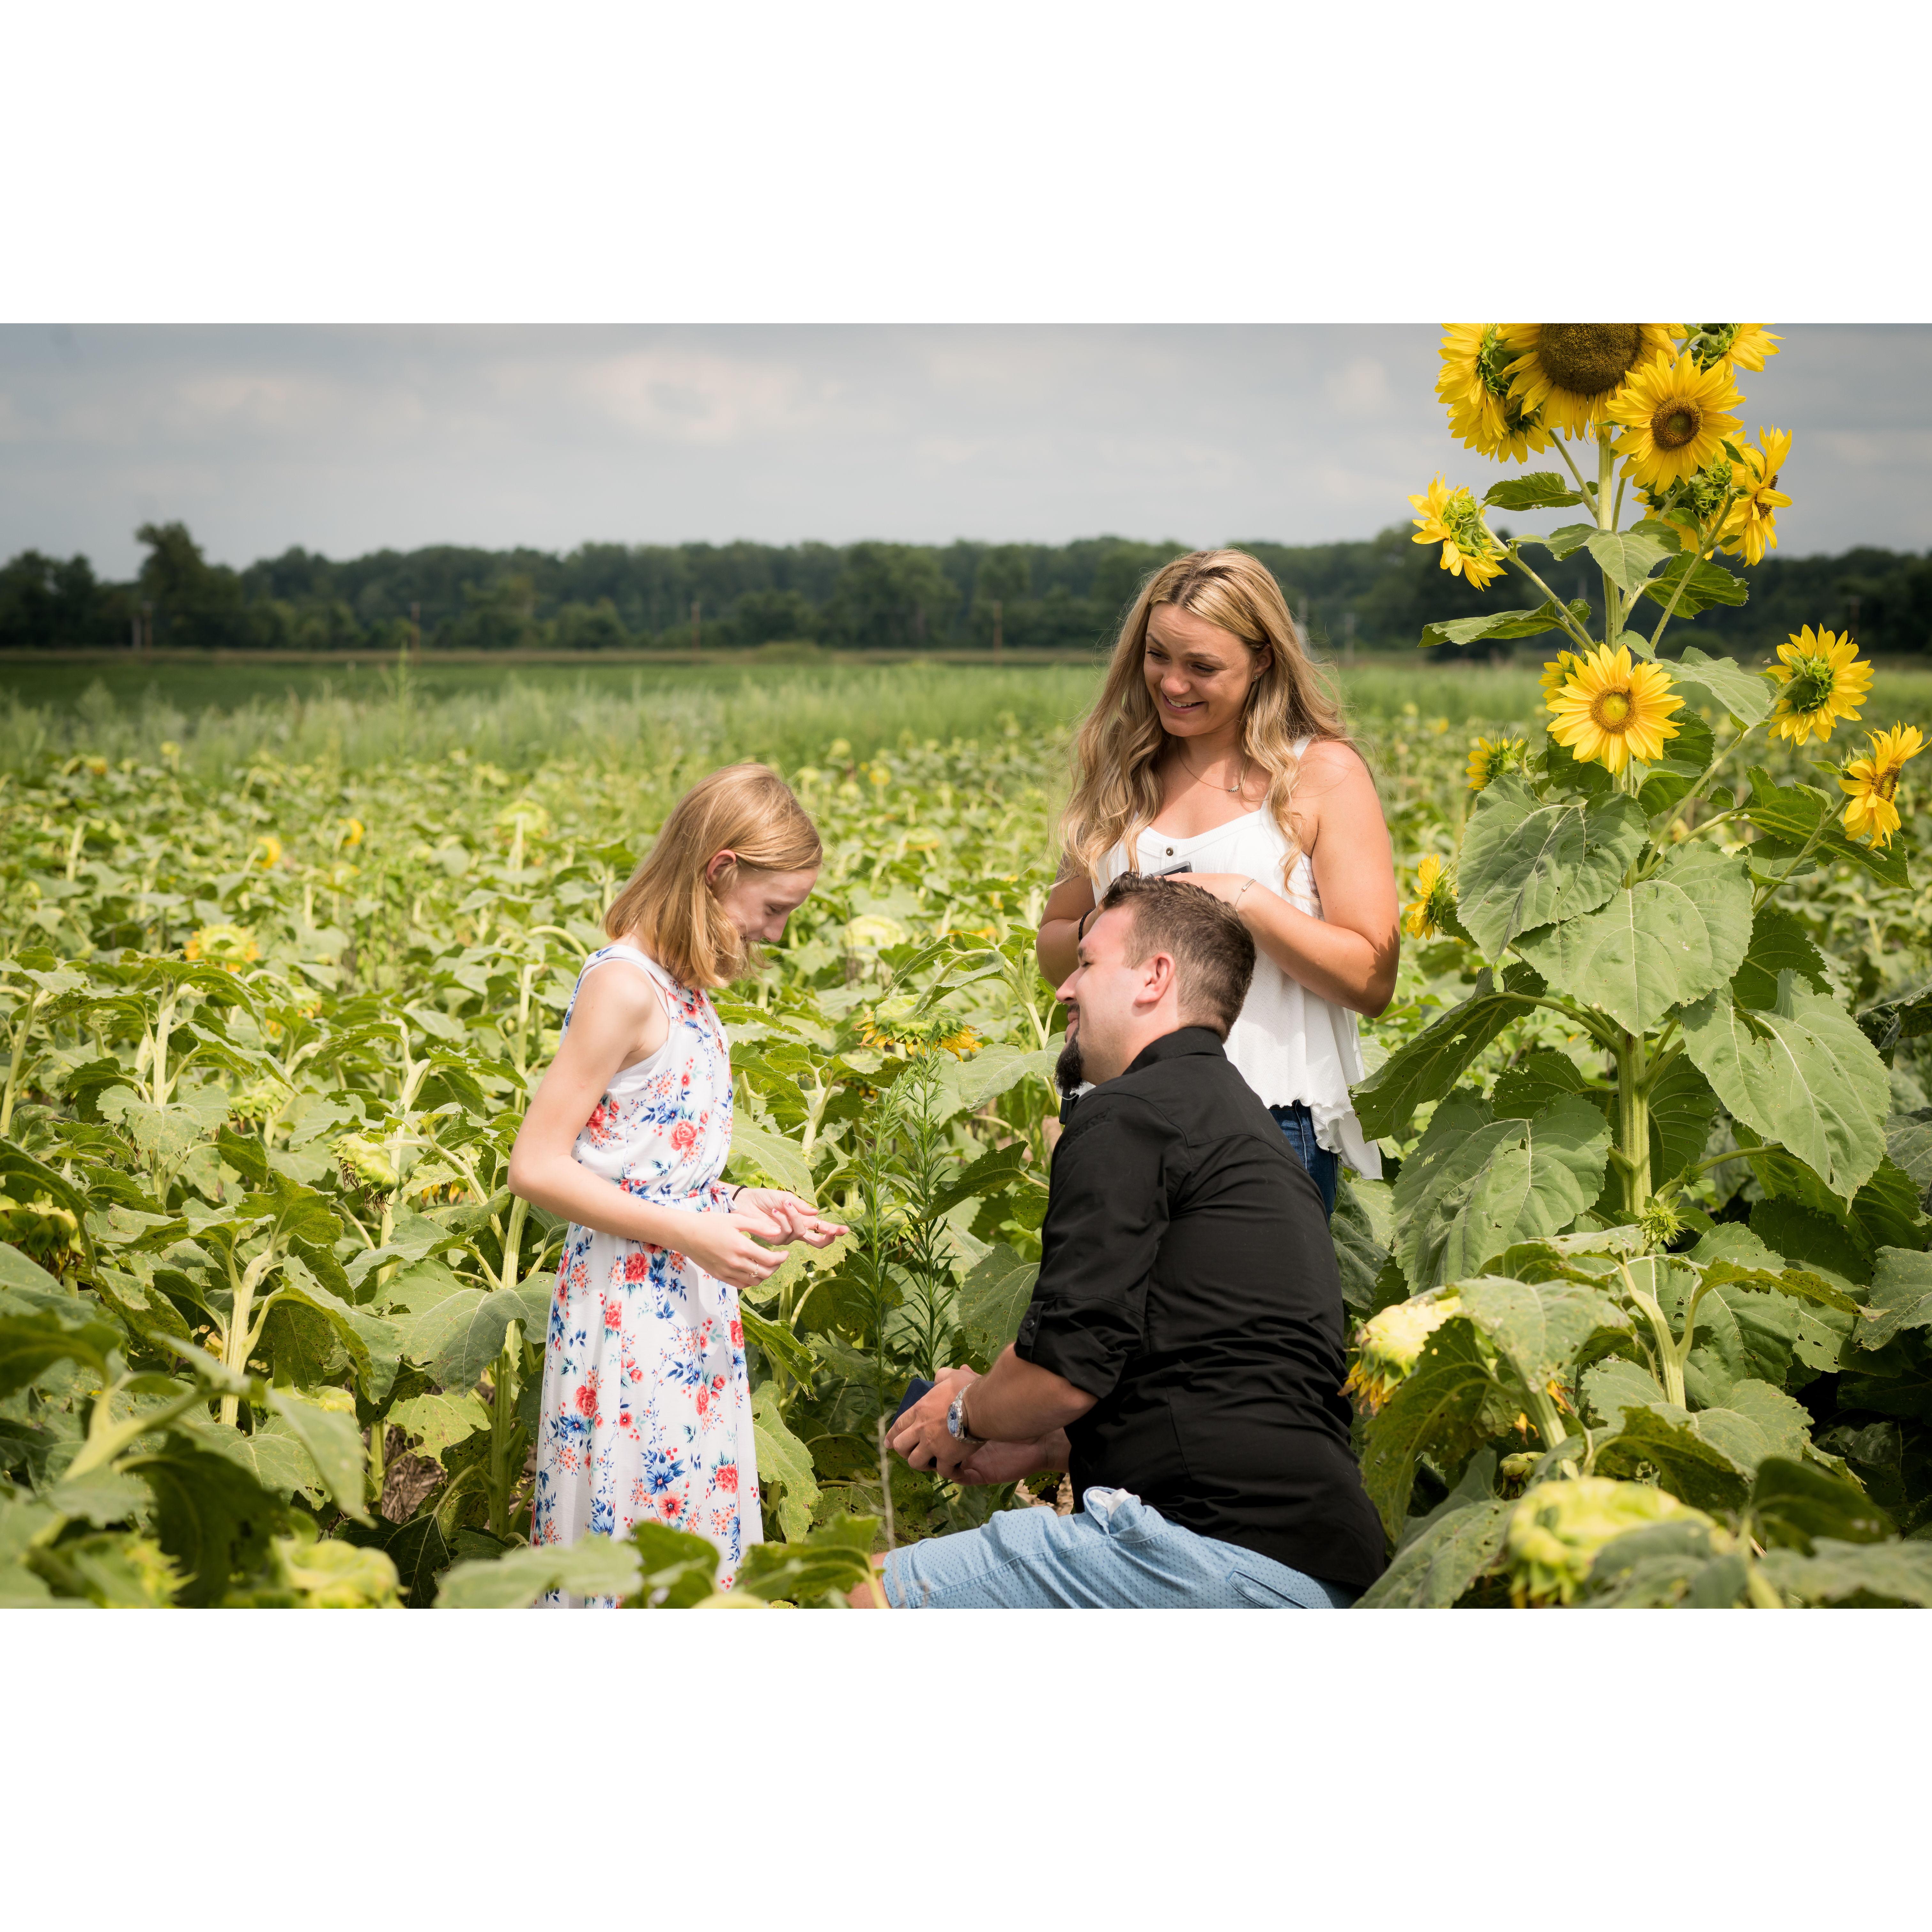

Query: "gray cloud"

xmin=1 ymin=324 xmax=1925 ymax=578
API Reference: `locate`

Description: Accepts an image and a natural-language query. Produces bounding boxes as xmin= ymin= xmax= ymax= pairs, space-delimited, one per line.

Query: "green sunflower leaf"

xmin=1585 ymin=526 xmax=1675 ymax=593
xmin=1670 ymin=645 xmax=1771 ymax=727
xmin=1352 ymin=963 xmax=1543 ymax=1141
xmin=1482 ymin=472 xmax=1583 ymax=511
xmin=1639 ymin=556 xmax=1750 ymax=618
xmin=1517 ymin=843 xmax=1753 ymax=1036
xmin=1455 ymin=779 xmax=1648 ymax=958
xmin=1681 ymin=972 xmax=1890 ymax=1204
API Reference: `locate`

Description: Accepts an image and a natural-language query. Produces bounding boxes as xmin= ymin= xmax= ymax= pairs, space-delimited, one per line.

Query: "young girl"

xmin=508 ymin=763 xmax=843 ymax=1601
xmin=1036 ymin=550 xmax=1399 ymax=1216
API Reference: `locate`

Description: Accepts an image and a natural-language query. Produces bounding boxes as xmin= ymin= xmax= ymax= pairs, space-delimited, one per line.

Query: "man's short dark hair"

xmin=1097 ymin=871 xmax=1256 ymax=1037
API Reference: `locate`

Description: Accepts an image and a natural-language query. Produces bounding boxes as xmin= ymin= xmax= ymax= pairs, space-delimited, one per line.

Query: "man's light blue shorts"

xmin=880 ymin=1487 xmax=1357 ymax=1609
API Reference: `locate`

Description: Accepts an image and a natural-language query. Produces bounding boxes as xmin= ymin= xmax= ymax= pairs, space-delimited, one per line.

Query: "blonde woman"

xmin=1037 ymin=550 xmax=1399 ymax=1215
xmin=509 ymin=764 xmax=844 ymax=1602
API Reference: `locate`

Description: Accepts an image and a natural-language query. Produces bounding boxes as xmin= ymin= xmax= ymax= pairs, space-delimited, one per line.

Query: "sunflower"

xmin=1501 ymin=324 xmax=1675 ymax=437
xmin=184 ymin=923 xmax=260 ymax=970
xmin=1676 ymin=323 xmax=1782 ymax=377
xmin=1409 ymin=477 xmax=1505 ymax=591
xmin=1766 ymin=625 xmax=1871 ymax=747
xmin=1546 ymin=644 xmax=1684 ymax=774
xmin=1466 ymin=735 xmax=1529 ymax=792
xmin=254 ymin=834 xmax=283 ymax=869
xmin=1344 ymin=1292 xmax=1463 ymax=1415
xmin=1718 ymin=426 xmax=1792 ymax=567
xmin=1539 ymin=649 xmax=1584 ymax=700
xmin=1606 ymin=355 xmax=1744 ymax=492
xmin=339 ymin=816 xmax=366 ymax=848
xmin=1437 ymin=324 xmax=1550 ymax=462
xmin=1402 ymin=854 xmax=1456 ymax=939
xmin=1841 ymin=724 xmax=1926 ymax=849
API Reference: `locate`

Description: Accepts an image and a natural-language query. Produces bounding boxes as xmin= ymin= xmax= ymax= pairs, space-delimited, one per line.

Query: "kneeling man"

xmin=867 ymin=870 xmax=1386 ymax=1609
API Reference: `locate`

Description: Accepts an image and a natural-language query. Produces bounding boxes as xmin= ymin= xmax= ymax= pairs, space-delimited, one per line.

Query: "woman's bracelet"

xmin=1232 ymin=878 xmax=1255 ymax=917
xmin=1075 ymin=907 xmax=1095 ymax=943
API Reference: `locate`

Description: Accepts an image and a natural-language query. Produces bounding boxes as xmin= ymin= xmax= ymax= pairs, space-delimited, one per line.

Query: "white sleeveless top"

xmin=1098 ymin=748 xmax=1381 ymax=1178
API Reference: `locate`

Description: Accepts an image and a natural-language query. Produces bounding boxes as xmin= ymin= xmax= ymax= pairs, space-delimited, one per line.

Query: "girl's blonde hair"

xmin=605 ymin=763 xmax=822 ymax=988
xmin=1058 ymin=548 xmax=1350 ymax=885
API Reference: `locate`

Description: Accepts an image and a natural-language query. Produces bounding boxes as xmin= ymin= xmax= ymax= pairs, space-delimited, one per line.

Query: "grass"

xmin=4 ymin=650 xmax=1929 ymax=780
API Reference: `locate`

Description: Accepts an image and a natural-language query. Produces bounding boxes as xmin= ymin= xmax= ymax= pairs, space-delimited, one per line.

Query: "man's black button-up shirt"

xmin=1015 ymin=1025 xmax=1386 ymax=1590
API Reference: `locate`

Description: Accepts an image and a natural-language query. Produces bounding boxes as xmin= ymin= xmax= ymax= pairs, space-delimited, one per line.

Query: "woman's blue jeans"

xmin=1270 ymin=1101 xmax=1338 ymax=1218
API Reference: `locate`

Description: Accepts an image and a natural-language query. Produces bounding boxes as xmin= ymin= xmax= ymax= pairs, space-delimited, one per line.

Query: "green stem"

xmin=1503 ymin=549 xmax=1597 ymax=652
xmin=1597 ymin=434 xmax=1620 ymax=643
xmin=0 ymin=989 xmax=46 ymax=1138
xmin=220 ymin=1252 xmax=274 ymax=1428
xmin=68 ymin=1380 xmax=212 ymax=1480
xmin=1751 ymin=809 xmax=1831 ymax=911
xmin=1525 ymin=1383 xmax=1573 ymax=1457
xmin=500 ymin=1192 xmax=530 ymax=1292
xmin=1654 ymin=721 xmax=1765 ymax=846
xmin=368 ymin=1413 xmax=387 ymax=1509
xmin=515 ymin=961 xmax=537 ymax=1079
xmin=153 ymin=987 xmax=176 ymax=1112
xmin=1616 ymin=1031 xmax=1652 ymax=1217
xmin=487 ymin=1320 xmax=525 ymax=1538
xmin=1620 ymin=1275 xmax=1687 ymax=1406
xmin=1498 ymin=989 xmax=1623 ymax=1054
xmin=1550 ymin=436 xmax=1594 ymax=502
xmin=1648 ymin=490 xmax=1740 ymax=658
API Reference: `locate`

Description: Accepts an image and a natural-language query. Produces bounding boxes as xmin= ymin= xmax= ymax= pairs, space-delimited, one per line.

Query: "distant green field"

xmin=3 ymin=650 xmax=1928 ymax=780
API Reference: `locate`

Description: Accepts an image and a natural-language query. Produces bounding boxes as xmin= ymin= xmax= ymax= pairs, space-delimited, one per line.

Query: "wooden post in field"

xmin=691 ymin=599 xmax=702 ymax=664
xmin=410 ymin=600 xmax=421 ymax=663
xmin=992 ymin=598 xmax=1003 ymax=665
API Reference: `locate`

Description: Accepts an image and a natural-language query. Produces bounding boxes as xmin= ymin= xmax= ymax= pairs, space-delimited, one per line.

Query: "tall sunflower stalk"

xmin=1407 ymin=324 xmax=1928 ymax=1222
xmin=1331 ymin=325 xmax=1932 ymax=1596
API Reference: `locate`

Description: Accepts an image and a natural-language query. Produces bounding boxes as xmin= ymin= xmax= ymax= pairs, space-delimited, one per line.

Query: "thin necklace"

xmin=1175 ymin=742 xmax=1246 ymax=795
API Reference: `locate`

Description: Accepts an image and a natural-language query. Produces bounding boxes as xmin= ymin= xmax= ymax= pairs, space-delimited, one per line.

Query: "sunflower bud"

xmin=0 ymin=1191 xmax=83 ymax=1265
xmin=335 ymin=1134 xmax=398 ymax=1190
xmin=1637 ymin=1198 xmax=1684 ymax=1252
xmin=270 ymin=1533 xmax=402 ymax=1608
xmin=1506 ymin=1478 xmax=1711 ymax=1606
xmin=1343 ymin=1291 xmax=1463 ymax=1415
xmin=183 ymin=923 xmax=260 ymax=970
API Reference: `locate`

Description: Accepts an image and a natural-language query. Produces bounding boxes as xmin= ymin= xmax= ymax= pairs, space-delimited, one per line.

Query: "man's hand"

xmin=955 ymin=1437 xmax=1061 ymax=1485
xmin=886 ymin=1365 xmax=976 ymax=1477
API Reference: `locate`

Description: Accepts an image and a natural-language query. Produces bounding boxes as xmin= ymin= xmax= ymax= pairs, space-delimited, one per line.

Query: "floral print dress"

xmin=532 ymin=943 xmax=760 ymax=1605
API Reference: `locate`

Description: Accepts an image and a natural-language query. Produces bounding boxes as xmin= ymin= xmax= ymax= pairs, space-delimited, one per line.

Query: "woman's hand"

xmin=732 ymin=1187 xmax=848 ymax=1246
xmin=676 ymin=1210 xmax=789 ymax=1289
xmin=1172 ymin=870 xmax=1264 ymax=910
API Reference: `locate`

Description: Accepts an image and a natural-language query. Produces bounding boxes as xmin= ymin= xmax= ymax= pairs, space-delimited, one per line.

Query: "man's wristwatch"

xmin=946 ymin=1387 xmax=984 ymax=1447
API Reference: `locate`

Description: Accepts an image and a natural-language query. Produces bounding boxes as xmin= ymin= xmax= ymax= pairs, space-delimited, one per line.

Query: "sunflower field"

xmin=6 ymin=327 xmax=1932 ymax=1610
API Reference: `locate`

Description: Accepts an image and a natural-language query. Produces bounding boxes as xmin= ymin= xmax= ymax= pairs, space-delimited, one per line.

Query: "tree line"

xmin=1 ymin=520 xmax=1926 ymax=658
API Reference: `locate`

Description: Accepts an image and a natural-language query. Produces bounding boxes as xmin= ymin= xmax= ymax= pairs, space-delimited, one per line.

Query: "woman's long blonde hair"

xmin=605 ymin=763 xmax=821 ymax=988
xmin=1058 ymin=548 xmax=1350 ymax=885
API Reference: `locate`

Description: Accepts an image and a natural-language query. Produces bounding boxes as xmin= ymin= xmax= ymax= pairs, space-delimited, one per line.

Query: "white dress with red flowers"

xmin=531 ymin=943 xmax=760 ymax=1604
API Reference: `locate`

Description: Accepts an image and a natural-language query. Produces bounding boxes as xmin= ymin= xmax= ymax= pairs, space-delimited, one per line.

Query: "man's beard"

xmin=1055 ymin=1031 xmax=1085 ymax=1097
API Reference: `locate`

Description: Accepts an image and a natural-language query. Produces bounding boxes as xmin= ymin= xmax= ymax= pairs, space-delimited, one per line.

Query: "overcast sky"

xmin=3 ymin=325 xmax=1928 ymax=579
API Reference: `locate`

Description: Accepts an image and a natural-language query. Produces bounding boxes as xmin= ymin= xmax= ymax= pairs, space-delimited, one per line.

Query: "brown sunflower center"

xmin=1651 ymin=400 xmax=1703 ymax=451
xmin=1877 ymin=770 xmax=1901 ymax=802
xmin=1538 ymin=324 xmax=1644 ymax=396
xmin=1591 ymin=688 xmax=1634 ymax=732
